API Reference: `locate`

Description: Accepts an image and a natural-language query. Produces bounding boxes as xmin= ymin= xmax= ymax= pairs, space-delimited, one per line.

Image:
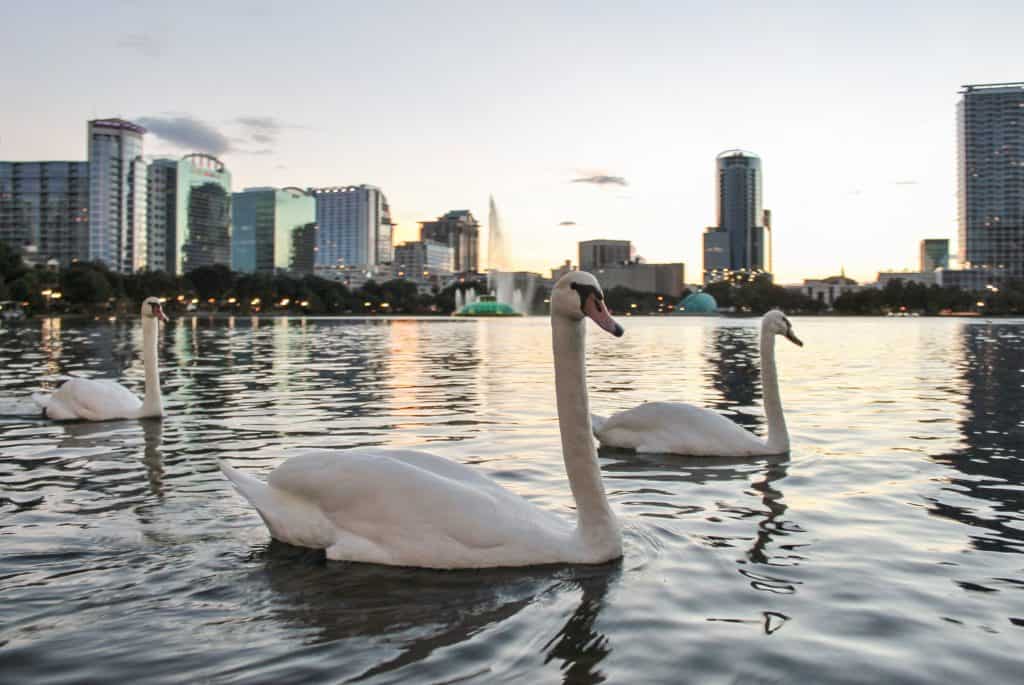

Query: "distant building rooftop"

xmin=716 ymin=149 xmax=759 ymax=160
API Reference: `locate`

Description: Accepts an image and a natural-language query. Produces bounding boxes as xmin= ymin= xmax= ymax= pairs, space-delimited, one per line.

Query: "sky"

xmin=2 ymin=1 xmax=1022 ymax=284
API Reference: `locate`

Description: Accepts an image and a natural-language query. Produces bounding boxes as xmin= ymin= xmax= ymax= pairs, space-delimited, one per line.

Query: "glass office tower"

xmin=147 ymin=154 xmax=231 ymax=275
xmin=0 ymin=161 xmax=89 ymax=265
xmin=957 ymin=82 xmax=1024 ymax=280
xmin=702 ymin=149 xmax=771 ymax=283
xmin=232 ymin=186 xmax=316 ymax=275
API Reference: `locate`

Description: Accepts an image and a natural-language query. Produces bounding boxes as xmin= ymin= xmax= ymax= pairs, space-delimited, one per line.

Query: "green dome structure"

xmin=677 ymin=291 xmax=718 ymax=315
xmin=454 ymin=294 xmax=523 ymax=317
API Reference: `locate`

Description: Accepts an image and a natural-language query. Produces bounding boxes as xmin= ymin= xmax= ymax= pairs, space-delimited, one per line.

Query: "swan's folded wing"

xmin=266 ymin=449 xmax=544 ymax=553
xmin=57 ymin=378 xmax=142 ymax=421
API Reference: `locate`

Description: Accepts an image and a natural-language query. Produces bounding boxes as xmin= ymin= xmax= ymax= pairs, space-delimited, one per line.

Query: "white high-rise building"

xmin=309 ymin=185 xmax=393 ymax=269
xmin=88 ymin=118 xmax=148 ymax=272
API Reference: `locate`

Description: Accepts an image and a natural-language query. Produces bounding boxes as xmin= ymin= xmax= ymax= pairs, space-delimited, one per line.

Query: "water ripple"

xmin=1 ymin=316 xmax=1023 ymax=683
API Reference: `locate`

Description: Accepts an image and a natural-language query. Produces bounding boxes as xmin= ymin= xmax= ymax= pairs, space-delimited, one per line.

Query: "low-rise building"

xmin=593 ymin=262 xmax=686 ymax=298
xmin=803 ymin=274 xmax=859 ymax=307
xmin=876 ymin=271 xmax=936 ymax=287
xmin=314 ymin=264 xmax=393 ymax=290
xmin=935 ymin=267 xmax=1006 ymax=292
xmin=579 ymin=239 xmax=634 ymax=271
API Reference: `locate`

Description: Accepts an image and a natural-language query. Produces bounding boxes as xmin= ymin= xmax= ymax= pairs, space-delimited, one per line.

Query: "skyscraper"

xmin=310 ymin=185 xmax=393 ymax=269
xmin=957 ymin=82 xmax=1024 ymax=280
xmin=419 ymin=210 xmax=480 ymax=273
xmin=920 ymin=238 xmax=950 ymax=272
xmin=88 ymin=118 xmax=148 ymax=272
xmin=146 ymin=159 xmax=177 ymax=273
xmin=0 ymin=161 xmax=89 ymax=266
xmin=702 ymin=149 xmax=771 ymax=283
xmin=232 ymin=186 xmax=316 ymax=275
xmin=147 ymin=154 xmax=232 ymax=275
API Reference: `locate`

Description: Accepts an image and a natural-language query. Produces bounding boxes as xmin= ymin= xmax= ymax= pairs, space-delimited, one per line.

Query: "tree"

xmin=187 ymin=264 xmax=234 ymax=300
xmin=60 ymin=264 xmax=113 ymax=305
xmin=0 ymin=241 xmax=26 ymax=283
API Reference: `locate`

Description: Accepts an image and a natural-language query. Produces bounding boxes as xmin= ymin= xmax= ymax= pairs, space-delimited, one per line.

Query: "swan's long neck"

xmin=760 ymin=326 xmax=788 ymax=453
xmin=140 ymin=317 xmax=163 ymax=417
xmin=552 ymin=316 xmax=619 ymax=550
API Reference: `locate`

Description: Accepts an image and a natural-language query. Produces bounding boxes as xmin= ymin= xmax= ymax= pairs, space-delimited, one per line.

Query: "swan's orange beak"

xmin=583 ymin=294 xmax=624 ymax=337
xmin=152 ymin=303 xmax=169 ymax=323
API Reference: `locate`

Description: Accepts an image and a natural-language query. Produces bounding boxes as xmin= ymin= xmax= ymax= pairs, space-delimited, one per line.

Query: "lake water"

xmin=1 ymin=315 xmax=1023 ymax=684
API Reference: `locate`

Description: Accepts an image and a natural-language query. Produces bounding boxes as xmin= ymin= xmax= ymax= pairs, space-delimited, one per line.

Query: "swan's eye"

xmin=570 ymin=283 xmax=602 ymax=312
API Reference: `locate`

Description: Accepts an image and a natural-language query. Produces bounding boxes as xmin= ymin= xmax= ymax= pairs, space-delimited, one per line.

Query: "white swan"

xmin=33 ymin=297 xmax=168 ymax=421
xmin=221 ymin=271 xmax=626 ymax=569
xmin=592 ymin=310 xmax=802 ymax=456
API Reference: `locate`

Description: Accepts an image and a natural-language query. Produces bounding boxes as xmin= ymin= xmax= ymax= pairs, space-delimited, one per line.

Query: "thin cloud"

xmin=137 ymin=115 xmax=232 ymax=155
xmin=571 ymin=174 xmax=628 ymax=187
xmin=559 ymin=220 xmax=577 ymax=226
xmin=235 ymin=116 xmax=299 ymax=146
xmin=117 ymin=33 xmax=162 ymax=57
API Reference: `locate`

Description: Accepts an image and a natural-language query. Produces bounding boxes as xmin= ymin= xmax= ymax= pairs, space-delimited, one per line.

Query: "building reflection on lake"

xmin=929 ymin=323 xmax=1024 ymax=554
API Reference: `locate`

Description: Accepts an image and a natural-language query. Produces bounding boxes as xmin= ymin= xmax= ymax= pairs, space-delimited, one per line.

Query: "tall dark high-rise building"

xmin=702 ymin=149 xmax=771 ymax=283
xmin=957 ymin=82 xmax=1024 ymax=280
xmin=0 ymin=161 xmax=89 ymax=266
xmin=419 ymin=209 xmax=480 ymax=273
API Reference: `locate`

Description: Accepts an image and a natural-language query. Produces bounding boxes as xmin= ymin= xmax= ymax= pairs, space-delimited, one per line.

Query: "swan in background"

xmin=592 ymin=310 xmax=802 ymax=457
xmin=33 ymin=297 xmax=169 ymax=421
xmin=221 ymin=271 xmax=626 ymax=569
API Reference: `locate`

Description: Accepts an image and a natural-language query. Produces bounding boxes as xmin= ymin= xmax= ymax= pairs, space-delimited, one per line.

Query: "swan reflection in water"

xmin=600 ymin=447 xmax=801 ymax=610
xmin=58 ymin=418 xmax=166 ymax=497
xmin=254 ymin=543 xmax=620 ymax=684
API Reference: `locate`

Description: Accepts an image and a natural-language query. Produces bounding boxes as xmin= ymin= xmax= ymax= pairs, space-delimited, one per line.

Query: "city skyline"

xmin=2 ymin=2 xmax=1023 ymax=283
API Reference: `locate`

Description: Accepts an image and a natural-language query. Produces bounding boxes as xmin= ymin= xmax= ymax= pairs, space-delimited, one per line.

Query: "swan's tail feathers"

xmin=220 ymin=461 xmax=271 ymax=507
xmin=219 ymin=460 xmax=335 ymax=550
xmin=591 ymin=414 xmax=607 ymax=436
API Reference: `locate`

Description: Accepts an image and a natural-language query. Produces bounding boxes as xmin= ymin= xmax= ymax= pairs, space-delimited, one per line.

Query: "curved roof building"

xmin=677 ymin=291 xmax=718 ymax=315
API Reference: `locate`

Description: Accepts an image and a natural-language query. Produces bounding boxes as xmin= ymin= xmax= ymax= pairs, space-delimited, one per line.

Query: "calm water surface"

xmin=1 ymin=315 xmax=1023 ymax=683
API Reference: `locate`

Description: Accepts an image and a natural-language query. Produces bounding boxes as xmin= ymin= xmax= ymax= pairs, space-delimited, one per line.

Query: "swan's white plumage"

xmin=222 ymin=449 xmax=587 ymax=568
xmin=593 ymin=402 xmax=768 ymax=456
xmin=33 ymin=297 xmax=167 ymax=422
xmin=33 ymin=379 xmax=143 ymax=422
xmin=593 ymin=310 xmax=802 ymax=457
xmin=222 ymin=271 xmax=625 ymax=569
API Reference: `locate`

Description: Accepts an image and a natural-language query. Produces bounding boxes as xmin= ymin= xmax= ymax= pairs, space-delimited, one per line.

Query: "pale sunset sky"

xmin=2 ymin=1 xmax=1021 ymax=283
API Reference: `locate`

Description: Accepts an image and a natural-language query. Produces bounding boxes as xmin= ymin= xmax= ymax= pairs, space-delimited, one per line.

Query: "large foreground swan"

xmin=221 ymin=271 xmax=625 ymax=569
xmin=33 ymin=297 xmax=168 ymax=421
xmin=592 ymin=310 xmax=802 ymax=456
